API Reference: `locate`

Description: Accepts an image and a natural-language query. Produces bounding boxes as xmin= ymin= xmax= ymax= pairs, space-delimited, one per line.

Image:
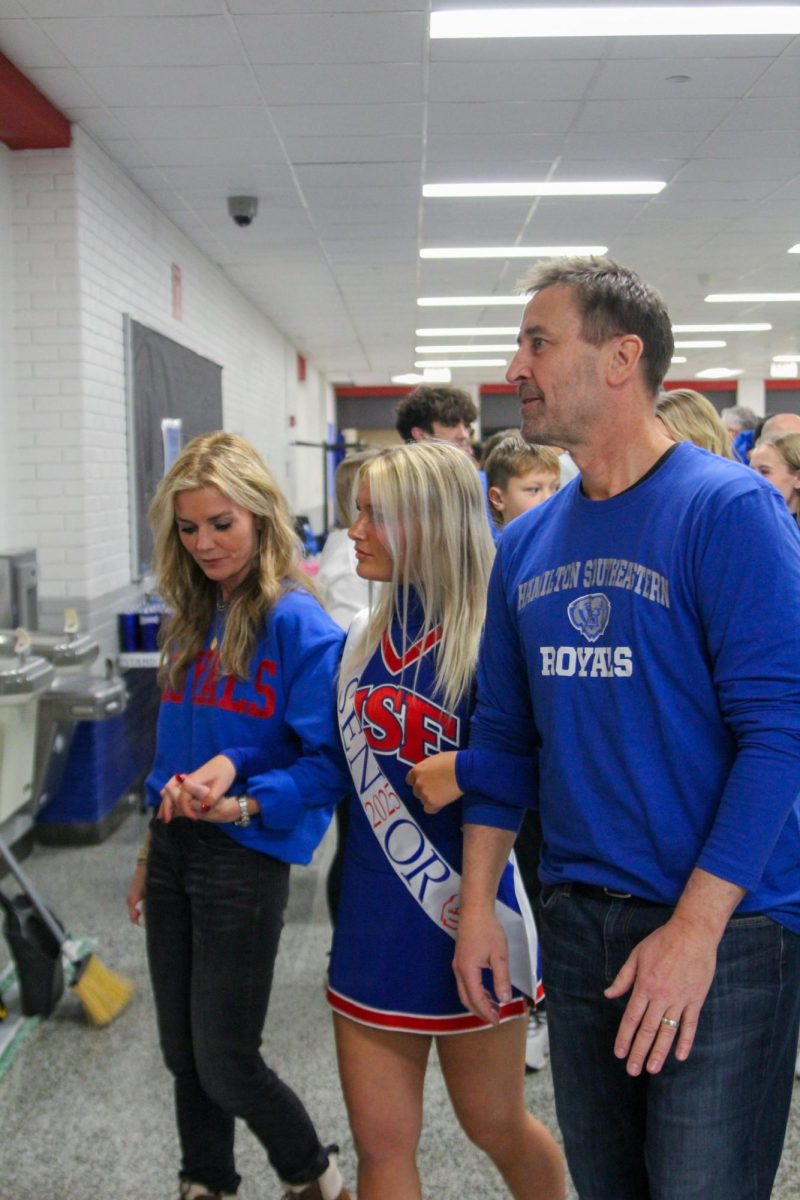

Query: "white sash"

xmin=338 ymin=612 xmax=536 ymax=999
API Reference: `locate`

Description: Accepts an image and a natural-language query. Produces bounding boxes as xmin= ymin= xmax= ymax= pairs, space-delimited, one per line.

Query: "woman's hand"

xmin=179 ymin=782 xmax=251 ymax=825
xmin=126 ymin=863 xmax=146 ymax=925
xmin=158 ymin=755 xmax=238 ymax=822
xmin=406 ymin=751 xmax=462 ymax=814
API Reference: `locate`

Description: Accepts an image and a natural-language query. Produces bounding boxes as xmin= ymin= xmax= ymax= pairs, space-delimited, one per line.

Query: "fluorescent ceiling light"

xmin=695 ymin=368 xmax=743 ymax=379
xmin=392 ymin=369 xmax=452 ymax=385
xmin=416 ymin=326 xmax=520 ymax=337
xmin=430 ymin=7 xmax=800 ymax=39
xmin=705 ymin=293 xmax=800 ymax=303
xmin=670 ymin=357 xmax=688 ymax=364
xmin=770 ymin=363 xmax=799 ymax=379
xmin=424 ymin=181 xmax=664 ymax=198
xmin=788 ymin=244 xmax=800 ymax=254
xmin=415 ymin=359 xmax=507 ymax=368
xmin=416 ymin=344 xmax=518 ymax=353
xmin=673 ymin=340 xmax=726 ymax=349
xmin=420 ymin=245 xmax=607 ymax=259
xmin=671 ymin=324 xmax=772 ymax=333
xmin=773 ymin=355 xmax=800 ymax=363
xmin=418 ymin=296 xmax=525 ymax=307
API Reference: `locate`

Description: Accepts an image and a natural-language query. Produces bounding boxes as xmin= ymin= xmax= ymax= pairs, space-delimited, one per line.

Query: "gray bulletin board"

xmin=125 ymin=316 xmax=223 ymax=579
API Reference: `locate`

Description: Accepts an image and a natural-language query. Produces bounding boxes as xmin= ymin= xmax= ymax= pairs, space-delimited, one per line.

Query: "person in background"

xmin=750 ymin=433 xmax=800 ymax=522
xmin=720 ymin=402 xmax=759 ymax=461
xmin=761 ymin=411 xmax=800 ymax=439
xmin=483 ymin=432 xmax=562 ymax=1073
xmin=329 ymin=442 xmax=564 ymax=1200
xmin=484 ymin=434 xmax=561 ymax=528
xmin=413 ymin=257 xmax=800 ymax=1200
xmin=126 ymin=432 xmax=352 ymax=1200
xmin=317 ymin=449 xmax=377 ymax=923
xmin=317 ymin=450 xmax=377 ymax=630
xmin=656 ymin=388 xmax=734 ymax=458
xmin=394 ymin=384 xmax=477 ymax=452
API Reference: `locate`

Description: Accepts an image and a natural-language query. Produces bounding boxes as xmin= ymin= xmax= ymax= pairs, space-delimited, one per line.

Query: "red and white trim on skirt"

xmin=326 ymin=985 xmax=528 ymax=1035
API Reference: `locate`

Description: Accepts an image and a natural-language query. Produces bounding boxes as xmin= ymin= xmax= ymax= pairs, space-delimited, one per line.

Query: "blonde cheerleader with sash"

xmin=327 ymin=442 xmax=565 ymax=1200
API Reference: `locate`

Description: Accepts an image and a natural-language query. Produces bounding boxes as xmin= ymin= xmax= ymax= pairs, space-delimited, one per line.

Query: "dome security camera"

xmin=227 ymin=196 xmax=258 ymax=227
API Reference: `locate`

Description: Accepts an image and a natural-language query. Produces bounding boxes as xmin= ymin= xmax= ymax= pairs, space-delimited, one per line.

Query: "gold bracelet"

xmin=136 ymin=830 xmax=152 ymax=866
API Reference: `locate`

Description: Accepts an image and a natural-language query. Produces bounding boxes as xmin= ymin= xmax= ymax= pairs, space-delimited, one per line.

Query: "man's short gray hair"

xmin=720 ymin=405 xmax=758 ymax=432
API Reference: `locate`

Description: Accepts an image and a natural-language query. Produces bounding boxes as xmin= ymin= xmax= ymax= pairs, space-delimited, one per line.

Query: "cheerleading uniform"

xmin=328 ymin=594 xmax=540 ymax=1035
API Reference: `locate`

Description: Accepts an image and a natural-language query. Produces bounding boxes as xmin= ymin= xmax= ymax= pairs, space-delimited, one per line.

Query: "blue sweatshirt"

xmin=463 ymin=442 xmax=800 ymax=932
xmin=145 ymin=587 xmax=351 ymax=865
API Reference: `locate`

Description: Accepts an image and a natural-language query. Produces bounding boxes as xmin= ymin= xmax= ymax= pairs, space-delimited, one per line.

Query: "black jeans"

xmin=145 ymin=818 xmax=330 ymax=1194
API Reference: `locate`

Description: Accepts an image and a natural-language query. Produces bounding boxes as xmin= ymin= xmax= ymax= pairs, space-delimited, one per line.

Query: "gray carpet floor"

xmin=0 ymin=809 xmax=797 ymax=1200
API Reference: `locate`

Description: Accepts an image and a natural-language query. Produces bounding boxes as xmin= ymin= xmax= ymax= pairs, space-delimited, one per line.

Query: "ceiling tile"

xmin=36 ymin=16 xmax=241 ymax=66
xmin=563 ymin=130 xmax=706 ymax=158
xmin=114 ymin=105 xmax=268 ymax=140
xmin=720 ymin=97 xmax=800 ymax=130
xmin=605 ymin=34 xmax=795 ymax=59
xmin=294 ymin=161 xmax=420 ymax=188
xmin=269 ymin=102 xmax=423 ymax=138
xmin=303 ymin=184 xmax=419 ymax=209
xmin=699 ymin=129 xmax=800 ymax=157
xmin=749 ymin=57 xmax=800 ymax=96
xmin=0 ymin=17 xmax=69 ymax=65
xmin=589 ymin=56 xmax=774 ymax=100
xmin=23 ymin=1 xmax=219 ymax=12
xmin=235 ymin=12 xmax=424 ymax=63
xmin=77 ymin=65 xmax=260 ymax=107
xmin=428 ymin=101 xmax=572 ymax=137
xmin=24 ymin=64 xmax=99 ymax=106
xmin=429 ymin=59 xmax=595 ymax=103
xmin=253 ymin=62 xmax=423 ymax=105
xmin=285 ymin=134 xmax=421 ymax=165
xmin=229 ymin=0 xmax=420 ymax=11
xmin=576 ymin=98 xmax=736 ymax=133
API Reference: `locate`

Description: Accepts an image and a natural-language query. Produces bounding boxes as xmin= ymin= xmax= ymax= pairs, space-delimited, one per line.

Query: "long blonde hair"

xmin=148 ymin=431 xmax=310 ymax=689
xmin=350 ymin=441 xmax=495 ymax=711
xmin=656 ymin=388 xmax=734 ymax=458
xmin=765 ymin=432 xmax=800 ymax=473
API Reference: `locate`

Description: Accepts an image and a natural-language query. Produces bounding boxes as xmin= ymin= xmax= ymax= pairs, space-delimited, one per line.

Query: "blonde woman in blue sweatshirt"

xmin=126 ymin=432 xmax=352 ymax=1200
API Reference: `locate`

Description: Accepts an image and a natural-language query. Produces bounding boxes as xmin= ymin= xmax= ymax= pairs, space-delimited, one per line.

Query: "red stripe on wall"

xmin=0 ymin=53 xmax=71 ymax=150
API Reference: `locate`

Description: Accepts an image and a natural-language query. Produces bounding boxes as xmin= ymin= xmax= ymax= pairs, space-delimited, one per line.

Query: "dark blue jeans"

xmin=537 ymin=884 xmax=800 ymax=1200
xmin=145 ymin=819 xmax=330 ymax=1194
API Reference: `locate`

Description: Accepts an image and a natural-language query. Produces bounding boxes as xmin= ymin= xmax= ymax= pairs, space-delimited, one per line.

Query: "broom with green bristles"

xmin=0 ymin=833 xmax=132 ymax=1026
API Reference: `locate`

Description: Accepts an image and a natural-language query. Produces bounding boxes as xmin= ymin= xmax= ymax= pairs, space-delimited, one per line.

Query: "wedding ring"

xmin=660 ymin=1016 xmax=680 ymax=1029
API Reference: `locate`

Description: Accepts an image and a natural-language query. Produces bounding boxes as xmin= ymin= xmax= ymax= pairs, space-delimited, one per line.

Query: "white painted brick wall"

xmin=6 ymin=127 xmax=330 ymax=651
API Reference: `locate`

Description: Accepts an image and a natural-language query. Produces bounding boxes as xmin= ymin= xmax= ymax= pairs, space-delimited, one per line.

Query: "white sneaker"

xmin=525 ymin=1009 xmax=549 ymax=1073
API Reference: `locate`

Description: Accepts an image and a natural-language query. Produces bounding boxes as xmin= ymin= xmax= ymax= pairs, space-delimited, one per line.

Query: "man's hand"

xmin=407 ymin=751 xmax=462 ymax=813
xmin=604 ymin=868 xmax=744 ymax=1076
xmin=453 ymin=909 xmax=512 ymax=1024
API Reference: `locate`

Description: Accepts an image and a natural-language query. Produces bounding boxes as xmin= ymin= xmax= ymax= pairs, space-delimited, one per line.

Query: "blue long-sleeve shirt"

xmin=463 ymin=443 xmax=800 ymax=932
xmin=145 ymin=587 xmax=351 ymax=865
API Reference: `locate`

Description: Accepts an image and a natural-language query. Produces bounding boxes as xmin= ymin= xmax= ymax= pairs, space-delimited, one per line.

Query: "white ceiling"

xmin=1 ymin=0 xmax=799 ymax=388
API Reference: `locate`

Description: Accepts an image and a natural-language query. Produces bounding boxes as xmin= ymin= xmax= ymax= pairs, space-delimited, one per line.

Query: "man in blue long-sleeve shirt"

xmin=412 ymin=257 xmax=800 ymax=1200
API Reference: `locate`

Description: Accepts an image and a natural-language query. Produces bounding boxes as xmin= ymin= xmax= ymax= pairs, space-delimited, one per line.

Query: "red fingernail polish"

xmin=176 ymin=774 xmax=185 ymax=783
xmin=201 ymin=803 xmax=210 ymax=813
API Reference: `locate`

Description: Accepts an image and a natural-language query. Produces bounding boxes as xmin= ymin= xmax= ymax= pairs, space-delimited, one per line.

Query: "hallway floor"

xmin=1 ymin=811 xmax=798 ymax=1200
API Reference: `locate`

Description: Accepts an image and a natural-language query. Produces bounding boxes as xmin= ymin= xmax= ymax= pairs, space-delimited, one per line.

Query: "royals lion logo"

xmin=567 ymin=593 xmax=611 ymax=643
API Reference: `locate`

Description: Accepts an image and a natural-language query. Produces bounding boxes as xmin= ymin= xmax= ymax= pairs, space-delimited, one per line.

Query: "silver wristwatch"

xmin=233 ymin=795 xmax=251 ymax=828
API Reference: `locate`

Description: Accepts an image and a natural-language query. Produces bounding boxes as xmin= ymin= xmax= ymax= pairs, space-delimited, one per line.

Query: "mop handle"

xmin=0 ymin=833 xmax=68 ymax=950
